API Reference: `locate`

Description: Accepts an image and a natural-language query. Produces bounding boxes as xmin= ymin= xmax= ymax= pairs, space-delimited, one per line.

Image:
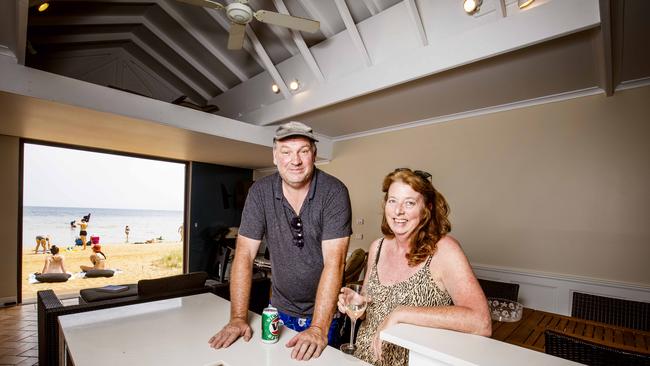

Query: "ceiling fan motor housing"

xmin=227 ymin=3 xmax=253 ymax=24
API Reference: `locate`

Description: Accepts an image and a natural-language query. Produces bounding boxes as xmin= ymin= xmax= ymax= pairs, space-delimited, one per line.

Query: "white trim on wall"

xmin=333 ymin=77 xmax=650 ymax=142
xmin=1 ymin=296 xmax=17 ymax=307
xmin=473 ymin=263 xmax=650 ymax=316
xmin=332 ymin=86 xmax=604 ymax=141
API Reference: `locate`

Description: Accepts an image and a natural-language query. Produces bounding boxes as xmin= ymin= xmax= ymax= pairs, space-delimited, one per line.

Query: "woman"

xmin=80 ymin=244 xmax=107 ymax=272
xmin=34 ymin=234 xmax=50 ymax=254
xmin=77 ymin=215 xmax=90 ymax=250
xmin=338 ymin=168 xmax=491 ymax=366
xmin=42 ymin=245 xmax=66 ymax=274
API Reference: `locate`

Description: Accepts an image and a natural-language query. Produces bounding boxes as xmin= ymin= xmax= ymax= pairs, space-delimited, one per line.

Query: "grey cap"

xmin=274 ymin=121 xmax=319 ymax=142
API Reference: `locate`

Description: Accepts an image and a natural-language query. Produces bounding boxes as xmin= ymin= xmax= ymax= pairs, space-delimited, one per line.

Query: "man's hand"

xmin=208 ymin=318 xmax=252 ymax=349
xmin=285 ymin=325 xmax=327 ymax=361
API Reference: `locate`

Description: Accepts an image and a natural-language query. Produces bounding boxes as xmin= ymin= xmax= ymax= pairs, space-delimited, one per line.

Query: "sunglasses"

xmin=394 ymin=168 xmax=432 ymax=181
xmin=290 ymin=216 xmax=304 ymax=248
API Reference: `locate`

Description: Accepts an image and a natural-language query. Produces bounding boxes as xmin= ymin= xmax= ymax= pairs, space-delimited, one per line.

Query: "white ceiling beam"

xmin=244 ymin=26 xmax=291 ymax=99
xmin=142 ymin=18 xmax=228 ymax=92
xmin=404 ymin=0 xmax=427 ymax=46
xmin=32 ymin=32 xmax=213 ymax=101
xmin=28 ymin=14 xmax=143 ymax=26
xmin=596 ymin=0 xmax=622 ymax=96
xmin=0 ymin=61 xmax=319 ymax=158
xmin=297 ymin=0 xmax=335 ymax=38
xmin=241 ymin=0 xmax=602 ymax=125
xmin=130 ymin=35 xmax=213 ymax=100
xmin=16 ymin=0 xmax=29 ymax=64
xmin=362 ymin=0 xmax=379 ymax=16
xmin=202 ymin=8 xmax=265 ymax=70
xmin=271 ymin=0 xmax=325 ymax=83
xmin=29 ymin=14 xmax=229 ymax=92
xmin=334 ymin=0 xmax=372 ymax=67
xmin=498 ymin=0 xmax=507 ymax=18
xmin=156 ymin=0 xmax=248 ymax=82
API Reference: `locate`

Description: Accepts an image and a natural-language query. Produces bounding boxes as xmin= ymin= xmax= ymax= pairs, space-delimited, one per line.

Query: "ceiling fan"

xmin=176 ymin=0 xmax=320 ymax=50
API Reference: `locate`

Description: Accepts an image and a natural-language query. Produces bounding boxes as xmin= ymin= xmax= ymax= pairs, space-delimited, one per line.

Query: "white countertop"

xmin=381 ymin=323 xmax=582 ymax=366
xmin=58 ymin=293 xmax=370 ymax=366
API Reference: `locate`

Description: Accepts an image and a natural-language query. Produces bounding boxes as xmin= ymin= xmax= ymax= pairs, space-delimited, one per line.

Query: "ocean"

xmin=23 ymin=206 xmax=183 ymax=248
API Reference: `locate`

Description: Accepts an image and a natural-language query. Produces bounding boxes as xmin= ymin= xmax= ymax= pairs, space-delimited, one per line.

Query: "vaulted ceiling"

xmin=1 ymin=0 xmax=649 ymax=167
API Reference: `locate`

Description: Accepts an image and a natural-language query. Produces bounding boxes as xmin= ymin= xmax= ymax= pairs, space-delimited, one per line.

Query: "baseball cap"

xmin=274 ymin=121 xmax=319 ymax=142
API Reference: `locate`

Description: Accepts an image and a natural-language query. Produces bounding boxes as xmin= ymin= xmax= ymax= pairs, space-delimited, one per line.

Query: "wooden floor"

xmin=0 ymin=303 xmax=38 ymax=365
xmin=491 ymin=307 xmax=650 ymax=354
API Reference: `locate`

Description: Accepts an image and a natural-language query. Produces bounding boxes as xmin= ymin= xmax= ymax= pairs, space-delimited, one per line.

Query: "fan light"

xmin=38 ymin=2 xmax=49 ymax=11
xmin=463 ymin=0 xmax=482 ymax=14
xmin=518 ymin=0 xmax=534 ymax=9
xmin=271 ymin=84 xmax=280 ymax=94
xmin=289 ymin=80 xmax=300 ymax=91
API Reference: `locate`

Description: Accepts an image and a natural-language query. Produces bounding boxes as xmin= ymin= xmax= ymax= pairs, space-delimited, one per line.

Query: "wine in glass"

xmin=340 ymin=284 xmax=368 ymax=355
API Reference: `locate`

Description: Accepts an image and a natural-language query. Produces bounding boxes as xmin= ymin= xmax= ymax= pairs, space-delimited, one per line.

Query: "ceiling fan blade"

xmin=175 ymin=0 xmax=225 ymax=11
xmin=228 ymin=22 xmax=246 ymax=50
xmin=253 ymin=10 xmax=320 ymax=33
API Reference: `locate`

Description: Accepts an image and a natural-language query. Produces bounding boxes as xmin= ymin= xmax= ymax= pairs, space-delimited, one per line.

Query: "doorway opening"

xmin=21 ymin=142 xmax=186 ymax=303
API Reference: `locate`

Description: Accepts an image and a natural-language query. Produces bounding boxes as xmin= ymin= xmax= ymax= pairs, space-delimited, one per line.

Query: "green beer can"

xmin=262 ymin=305 xmax=280 ymax=343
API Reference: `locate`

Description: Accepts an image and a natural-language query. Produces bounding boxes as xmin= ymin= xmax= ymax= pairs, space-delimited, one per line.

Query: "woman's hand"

xmin=371 ymin=307 xmax=402 ymax=362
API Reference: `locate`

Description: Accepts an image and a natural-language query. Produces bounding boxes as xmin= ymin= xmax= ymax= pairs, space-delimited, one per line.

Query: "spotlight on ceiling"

xmin=289 ymin=80 xmax=300 ymax=92
xmin=271 ymin=84 xmax=280 ymax=94
xmin=518 ymin=0 xmax=535 ymax=9
xmin=38 ymin=1 xmax=50 ymax=11
xmin=463 ymin=0 xmax=482 ymax=15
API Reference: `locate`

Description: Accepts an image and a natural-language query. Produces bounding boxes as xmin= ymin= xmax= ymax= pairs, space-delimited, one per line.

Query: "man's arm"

xmin=285 ymin=236 xmax=350 ymax=360
xmin=208 ymin=234 xmax=261 ymax=349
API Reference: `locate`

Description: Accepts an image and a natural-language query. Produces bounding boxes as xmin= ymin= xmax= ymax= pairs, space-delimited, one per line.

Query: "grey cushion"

xmin=84 ymin=269 xmax=115 ymax=278
xmin=138 ymin=272 xmax=208 ymax=297
xmin=35 ymin=273 xmax=71 ymax=283
xmin=79 ymin=284 xmax=138 ymax=303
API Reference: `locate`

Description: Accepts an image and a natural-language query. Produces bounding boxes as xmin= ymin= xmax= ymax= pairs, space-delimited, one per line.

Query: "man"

xmin=209 ymin=121 xmax=352 ymax=361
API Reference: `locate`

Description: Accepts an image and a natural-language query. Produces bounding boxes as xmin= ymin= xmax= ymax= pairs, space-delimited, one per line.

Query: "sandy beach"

xmin=22 ymin=241 xmax=183 ymax=303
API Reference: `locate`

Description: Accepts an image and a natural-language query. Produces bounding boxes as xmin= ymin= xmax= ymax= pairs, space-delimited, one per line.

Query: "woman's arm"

xmin=371 ymin=236 xmax=491 ymax=360
xmin=60 ymin=256 xmax=67 ymax=273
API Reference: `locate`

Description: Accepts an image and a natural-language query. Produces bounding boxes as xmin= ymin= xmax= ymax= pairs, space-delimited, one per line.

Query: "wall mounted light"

xmin=289 ymin=80 xmax=300 ymax=91
xmin=518 ymin=0 xmax=535 ymax=9
xmin=463 ymin=0 xmax=482 ymax=15
xmin=38 ymin=1 xmax=50 ymax=11
xmin=271 ymin=83 xmax=280 ymax=94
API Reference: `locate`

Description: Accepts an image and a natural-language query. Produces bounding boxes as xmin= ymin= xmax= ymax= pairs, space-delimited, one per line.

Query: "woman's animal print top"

xmin=353 ymin=238 xmax=453 ymax=366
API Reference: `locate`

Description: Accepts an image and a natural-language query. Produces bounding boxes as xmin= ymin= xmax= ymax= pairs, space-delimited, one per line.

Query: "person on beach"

xmin=42 ymin=245 xmax=66 ymax=274
xmin=76 ymin=214 xmax=91 ymax=250
xmin=125 ymin=225 xmax=130 ymax=243
xmin=209 ymin=121 xmax=352 ymax=361
xmin=337 ymin=168 xmax=491 ymax=366
xmin=34 ymin=235 xmax=51 ymax=254
xmin=80 ymin=244 xmax=107 ymax=272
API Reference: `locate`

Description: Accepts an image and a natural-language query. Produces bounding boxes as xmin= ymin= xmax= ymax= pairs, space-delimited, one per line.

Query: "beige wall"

xmin=0 ymin=135 xmax=19 ymax=302
xmin=320 ymin=86 xmax=650 ymax=286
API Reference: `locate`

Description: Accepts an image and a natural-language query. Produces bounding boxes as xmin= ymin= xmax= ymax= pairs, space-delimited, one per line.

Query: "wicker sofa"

xmin=37 ymin=274 xmax=271 ymax=366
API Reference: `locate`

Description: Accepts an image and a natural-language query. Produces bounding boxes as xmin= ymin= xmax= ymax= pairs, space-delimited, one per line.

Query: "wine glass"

xmin=339 ymin=284 xmax=368 ymax=355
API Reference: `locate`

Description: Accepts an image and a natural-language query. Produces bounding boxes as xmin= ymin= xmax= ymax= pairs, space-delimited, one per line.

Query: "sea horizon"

xmin=23 ymin=206 xmax=184 ymax=248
